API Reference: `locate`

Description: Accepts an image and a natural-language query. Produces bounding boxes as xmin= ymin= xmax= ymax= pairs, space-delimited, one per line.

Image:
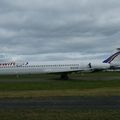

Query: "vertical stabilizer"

xmin=103 ymin=49 xmax=120 ymax=64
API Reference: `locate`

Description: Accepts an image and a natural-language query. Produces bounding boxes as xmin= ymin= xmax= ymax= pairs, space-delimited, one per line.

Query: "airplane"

xmin=0 ymin=50 xmax=119 ymax=80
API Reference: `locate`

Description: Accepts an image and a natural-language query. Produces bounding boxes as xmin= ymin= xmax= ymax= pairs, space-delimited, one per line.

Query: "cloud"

xmin=0 ymin=0 xmax=120 ymax=61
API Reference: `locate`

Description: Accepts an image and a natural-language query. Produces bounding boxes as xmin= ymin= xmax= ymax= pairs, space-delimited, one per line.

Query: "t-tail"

xmin=103 ymin=51 xmax=120 ymax=63
xmin=103 ymin=51 xmax=120 ymax=69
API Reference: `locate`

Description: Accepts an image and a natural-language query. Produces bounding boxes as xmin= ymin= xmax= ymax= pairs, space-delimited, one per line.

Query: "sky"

xmin=0 ymin=0 xmax=120 ymax=61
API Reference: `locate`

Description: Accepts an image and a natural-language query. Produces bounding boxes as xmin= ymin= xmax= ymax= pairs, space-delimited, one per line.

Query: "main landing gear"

xmin=60 ymin=73 xmax=69 ymax=80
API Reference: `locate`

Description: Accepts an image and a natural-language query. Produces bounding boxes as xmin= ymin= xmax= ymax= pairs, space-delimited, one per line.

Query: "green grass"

xmin=0 ymin=72 xmax=119 ymax=119
xmin=0 ymin=79 xmax=119 ymax=91
xmin=0 ymin=88 xmax=119 ymax=99
xmin=0 ymin=71 xmax=120 ymax=80
xmin=0 ymin=72 xmax=119 ymax=91
xmin=0 ymin=109 xmax=119 ymax=120
xmin=0 ymin=72 xmax=119 ymax=98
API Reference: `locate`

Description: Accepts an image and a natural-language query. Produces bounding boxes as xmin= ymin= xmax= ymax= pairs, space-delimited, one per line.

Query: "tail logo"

xmin=103 ymin=51 xmax=120 ymax=63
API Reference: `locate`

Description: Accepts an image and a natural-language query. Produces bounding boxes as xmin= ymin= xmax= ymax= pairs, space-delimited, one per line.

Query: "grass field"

xmin=0 ymin=72 xmax=119 ymax=120
xmin=0 ymin=109 xmax=119 ymax=120
xmin=0 ymin=72 xmax=119 ymax=98
xmin=0 ymin=77 xmax=120 ymax=91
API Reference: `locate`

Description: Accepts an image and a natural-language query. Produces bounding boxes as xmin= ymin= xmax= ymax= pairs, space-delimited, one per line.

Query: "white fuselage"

xmin=0 ymin=61 xmax=110 ymax=75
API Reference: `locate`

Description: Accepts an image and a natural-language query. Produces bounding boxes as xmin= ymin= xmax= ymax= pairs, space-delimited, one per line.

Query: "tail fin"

xmin=103 ymin=51 xmax=120 ymax=64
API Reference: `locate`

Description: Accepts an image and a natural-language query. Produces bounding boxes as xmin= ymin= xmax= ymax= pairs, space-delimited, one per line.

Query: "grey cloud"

xmin=0 ymin=0 xmax=120 ymax=59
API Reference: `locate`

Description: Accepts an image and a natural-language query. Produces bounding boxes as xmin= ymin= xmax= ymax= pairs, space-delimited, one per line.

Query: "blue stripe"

xmin=103 ymin=52 xmax=120 ymax=63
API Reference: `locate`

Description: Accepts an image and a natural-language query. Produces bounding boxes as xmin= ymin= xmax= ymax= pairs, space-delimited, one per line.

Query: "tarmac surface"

xmin=0 ymin=96 xmax=120 ymax=109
